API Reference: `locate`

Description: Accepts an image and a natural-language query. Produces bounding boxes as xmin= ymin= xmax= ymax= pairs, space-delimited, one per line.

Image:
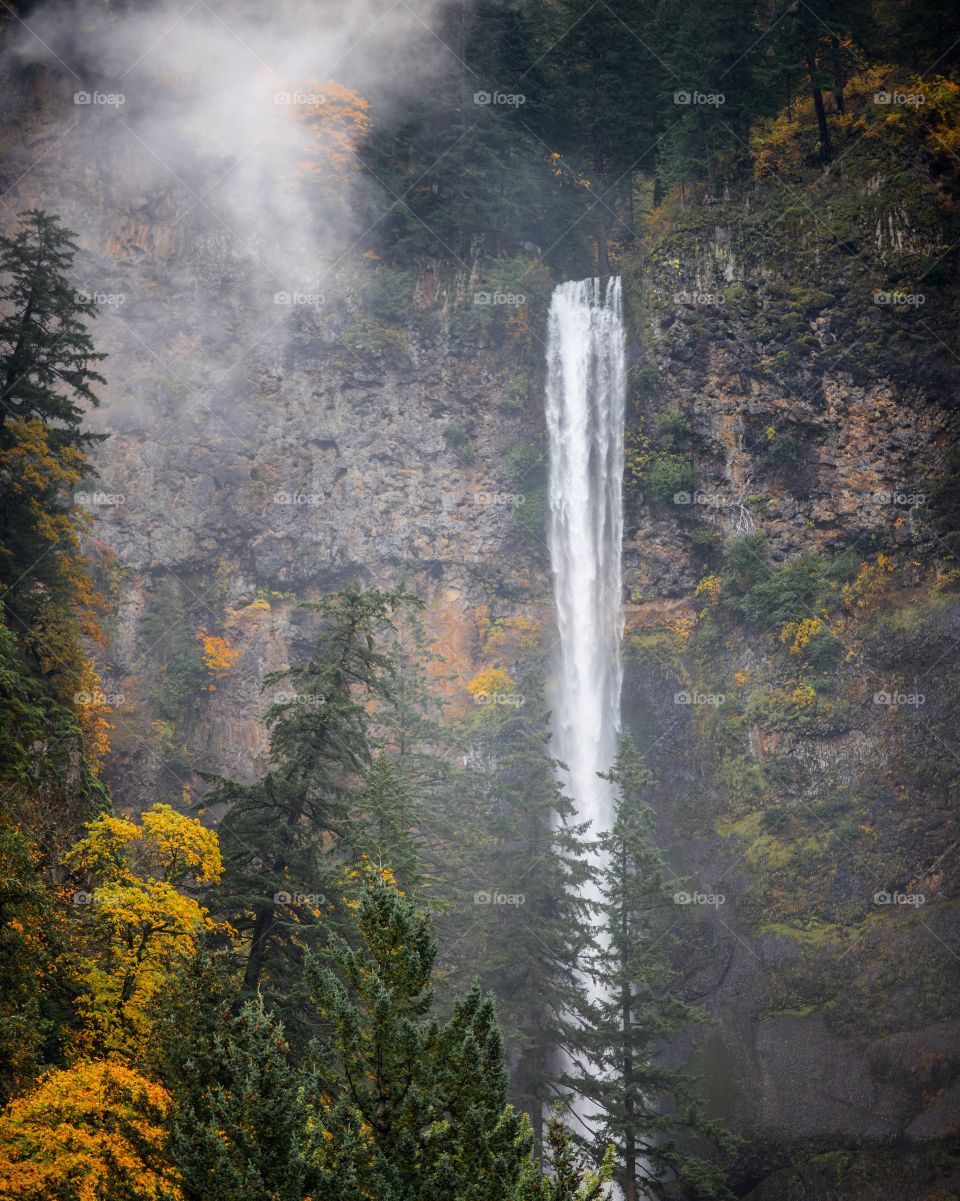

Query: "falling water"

xmin=545 ymin=276 xmax=626 ymax=879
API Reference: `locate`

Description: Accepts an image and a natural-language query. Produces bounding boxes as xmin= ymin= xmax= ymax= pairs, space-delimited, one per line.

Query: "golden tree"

xmin=0 ymin=1060 xmax=180 ymax=1200
xmin=63 ymin=805 xmax=224 ymax=1058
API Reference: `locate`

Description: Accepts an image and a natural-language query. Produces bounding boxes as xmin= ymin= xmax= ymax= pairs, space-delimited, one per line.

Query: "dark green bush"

xmin=645 ymin=454 xmax=695 ymax=503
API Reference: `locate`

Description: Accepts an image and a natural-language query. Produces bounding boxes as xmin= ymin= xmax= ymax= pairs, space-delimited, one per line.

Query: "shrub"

xmin=653 ymin=410 xmax=690 ymax=450
xmin=645 ymin=454 xmax=695 ymax=503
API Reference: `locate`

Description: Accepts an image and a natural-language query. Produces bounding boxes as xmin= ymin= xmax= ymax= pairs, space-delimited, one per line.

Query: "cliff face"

xmin=4 ymin=59 xmax=959 ymax=1200
xmin=0 ymin=64 xmax=556 ymax=802
xmin=615 ymin=148 xmax=960 ymax=1196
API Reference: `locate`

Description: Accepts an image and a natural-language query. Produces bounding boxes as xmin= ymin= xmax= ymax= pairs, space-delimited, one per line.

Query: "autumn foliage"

xmin=0 ymin=1060 xmax=179 ymax=1201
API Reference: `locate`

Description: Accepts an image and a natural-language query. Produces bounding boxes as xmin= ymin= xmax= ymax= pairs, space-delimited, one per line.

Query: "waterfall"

xmin=545 ymin=276 xmax=626 ymax=878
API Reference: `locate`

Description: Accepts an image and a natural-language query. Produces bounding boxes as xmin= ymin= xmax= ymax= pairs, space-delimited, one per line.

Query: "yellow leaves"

xmin=197 ymin=632 xmax=240 ymax=686
xmin=63 ymin=806 xmax=224 ymax=1057
xmin=788 ymin=681 xmax=816 ymax=709
xmin=467 ymin=666 xmax=515 ymax=703
xmin=780 ymin=616 xmax=826 ymax=655
xmin=75 ymin=660 xmax=113 ymax=773
xmin=667 ymin=615 xmax=696 ymax=652
xmin=0 ymin=1060 xmax=180 ymax=1201
xmin=842 ymin=555 xmax=895 ymax=612
xmin=693 ymin=574 xmax=722 ymax=607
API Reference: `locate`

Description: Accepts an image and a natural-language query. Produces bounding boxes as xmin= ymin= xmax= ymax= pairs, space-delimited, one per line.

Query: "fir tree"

xmin=0 ymin=210 xmax=105 ymax=441
xmin=464 ymin=671 xmax=596 ymax=1152
xmin=571 ymin=735 xmax=736 ymax=1201
xmin=0 ymin=210 xmax=107 ymax=638
xmin=208 ymin=584 xmax=419 ymax=1004
xmin=170 ymin=995 xmax=315 ymax=1201
xmin=522 ymin=1108 xmax=614 ymax=1201
xmin=307 ymin=870 xmax=536 ymax=1201
xmin=344 ymin=752 xmax=424 ymax=893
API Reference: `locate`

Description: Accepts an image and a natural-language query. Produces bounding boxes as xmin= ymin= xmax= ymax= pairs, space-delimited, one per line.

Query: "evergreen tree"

xmin=523 ymin=1108 xmax=614 ymax=1201
xmin=0 ymin=210 xmax=107 ymax=641
xmin=208 ymin=583 xmax=419 ymax=1004
xmin=464 ymin=671 xmax=596 ymax=1151
xmin=344 ymin=752 xmax=424 ymax=892
xmin=0 ymin=210 xmax=105 ymax=440
xmin=570 ymin=736 xmax=736 ymax=1201
xmin=146 ymin=942 xmax=239 ymax=1111
xmin=170 ymin=995 xmax=314 ymax=1201
xmin=307 ymin=870 xmax=536 ymax=1201
xmin=0 ymin=823 xmax=50 ymax=1102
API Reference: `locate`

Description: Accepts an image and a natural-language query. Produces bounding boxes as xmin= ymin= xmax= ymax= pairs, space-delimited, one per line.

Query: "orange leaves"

xmin=294 ymin=78 xmax=372 ymax=183
xmin=74 ymin=661 xmax=113 ymax=773
xmin=197 ymin=632 xmax=239 ymax=689
xmin=0 ymin=1060 xmax=180 ymax=1201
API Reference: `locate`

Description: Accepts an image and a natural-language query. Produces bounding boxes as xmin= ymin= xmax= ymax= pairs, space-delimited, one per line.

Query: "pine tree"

xmin=344 ymin=753 xmax=424 ymax=892
xmin=208 ymin=584 xmax=419 ymax=1006
xmin=307 ymin=870 xmax=536 ymax=1201
xmin=170 ymin=995 xmax=315 ymax=1201
xmin=0 ymin=210 xmax=107 ymax=648
xmin=0 ymin=210 xmax=105 ymax=440
xmin=522 ymin=1108 xmax=614 ymax=1201
xmin=571 ymin=735 xmax=736 ymax=1201
xmin=462 ymin=671 xmax=596 ymax=1152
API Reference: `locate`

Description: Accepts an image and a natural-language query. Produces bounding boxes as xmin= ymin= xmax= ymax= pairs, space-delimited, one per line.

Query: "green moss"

xmin=758 ymin=920 xmax=858 ymax=949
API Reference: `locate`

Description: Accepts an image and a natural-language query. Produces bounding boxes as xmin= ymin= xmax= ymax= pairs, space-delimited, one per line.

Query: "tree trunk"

xmin=799 ymin=7 xmax=832 ymax=162
xmin=622 ymin=981 xmax=637 ymax=1201
xmin=703 ymin=129 xmax=717 ymax=201
xmin=810 ymin=79 xmax=833 ymax=162
xmin=831 ymin=35 xmax=846 ymax=114
xmin=244 ymin=905 xmax=276 ymax=990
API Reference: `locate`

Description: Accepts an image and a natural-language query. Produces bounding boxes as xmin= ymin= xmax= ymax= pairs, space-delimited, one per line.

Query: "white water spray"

xmin=546 ymin=277 xmax=626 ymax=887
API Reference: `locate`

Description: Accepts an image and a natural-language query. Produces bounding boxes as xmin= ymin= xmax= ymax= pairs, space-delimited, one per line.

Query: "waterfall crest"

xmin=545 ymin=277 xmax=626 ymax=870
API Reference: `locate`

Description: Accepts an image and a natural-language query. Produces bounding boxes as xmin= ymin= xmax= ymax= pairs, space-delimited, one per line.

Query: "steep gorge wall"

xmin=616 ymin=188 xmax=960 ymax=1197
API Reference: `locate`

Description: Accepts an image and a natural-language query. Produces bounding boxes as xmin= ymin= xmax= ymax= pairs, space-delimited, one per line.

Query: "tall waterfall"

xmin=545 ymin=277 xmax=626 ymax=881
